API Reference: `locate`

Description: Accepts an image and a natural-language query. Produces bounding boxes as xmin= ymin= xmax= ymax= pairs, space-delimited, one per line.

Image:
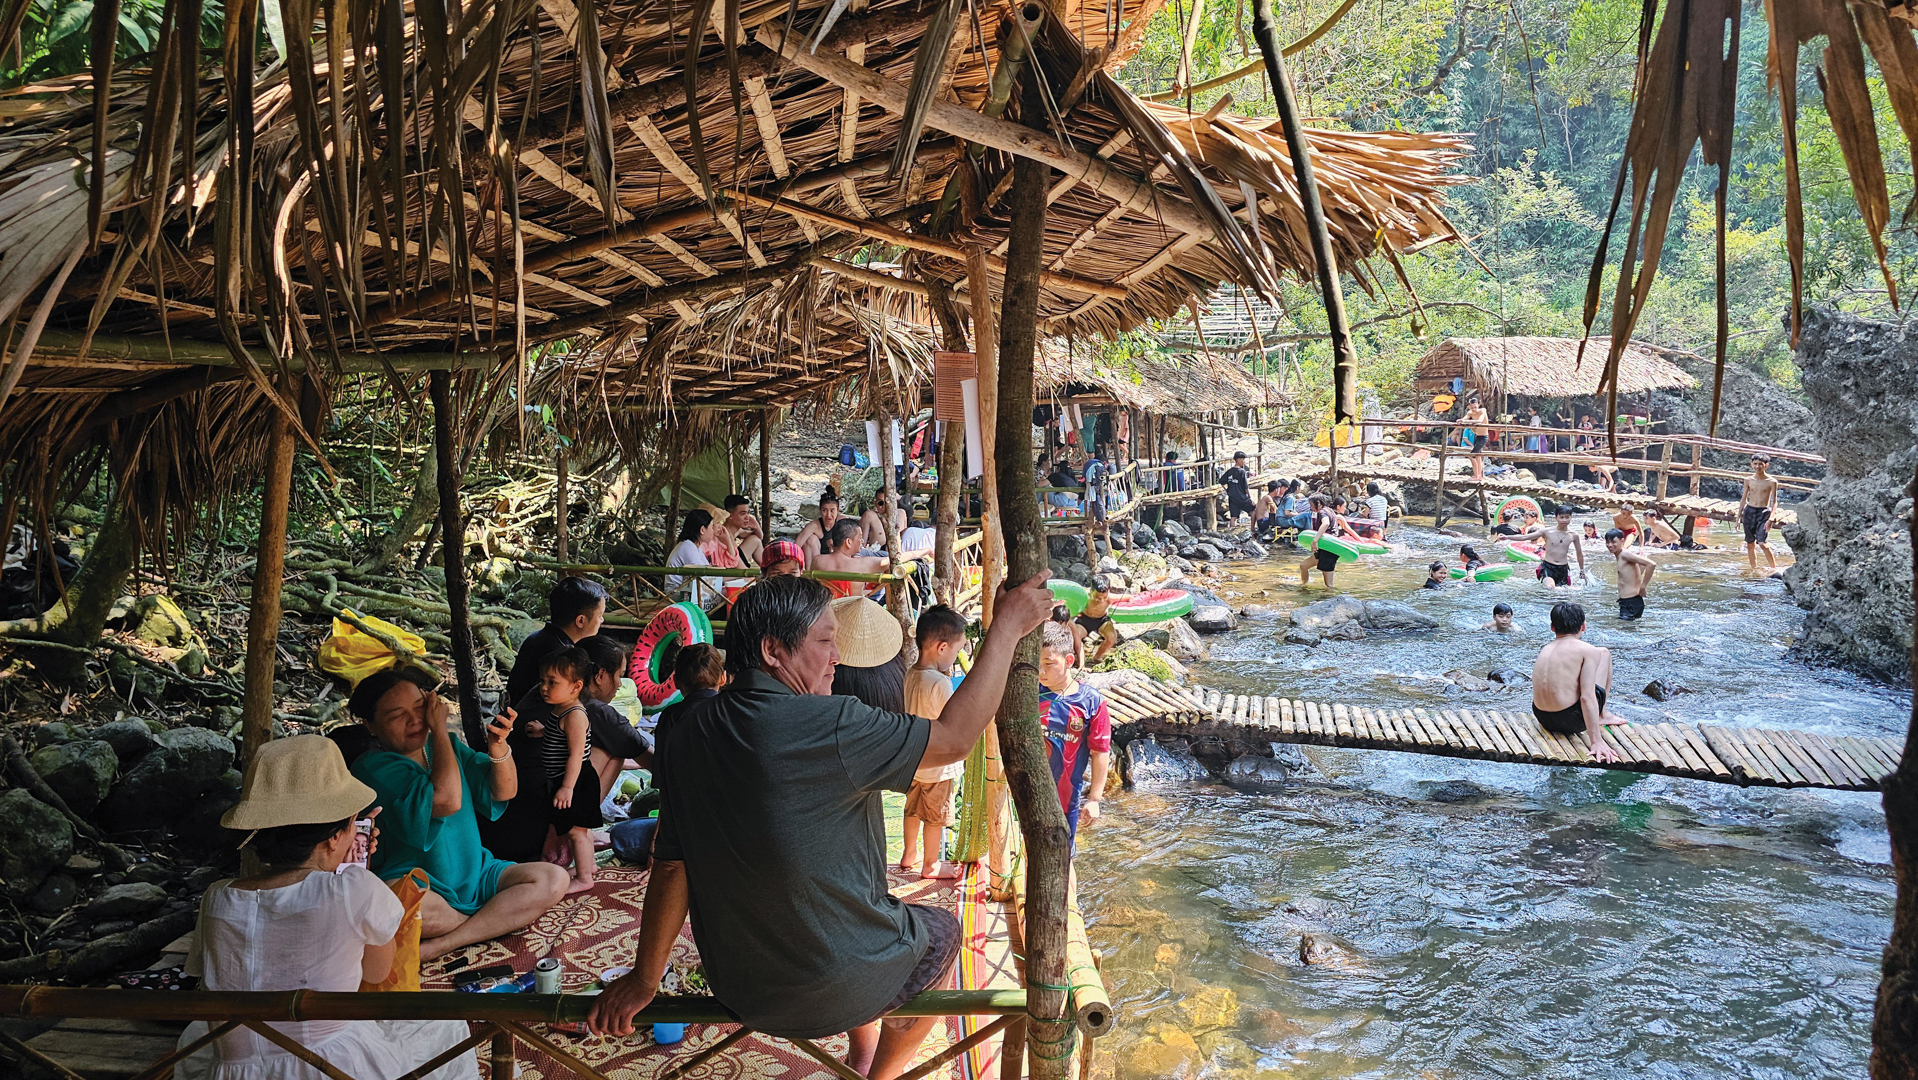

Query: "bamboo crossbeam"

xmin=0 ymin=987 xmax=1027 ymax=1024
xmin=507 ymin=553 xmax=914 ymax=584
xmin=16 ymin=329 xmax=497 ymax=373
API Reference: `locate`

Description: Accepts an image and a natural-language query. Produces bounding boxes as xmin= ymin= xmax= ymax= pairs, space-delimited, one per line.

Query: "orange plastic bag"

xmin=362 ymin=869 xmax=430 ymax=992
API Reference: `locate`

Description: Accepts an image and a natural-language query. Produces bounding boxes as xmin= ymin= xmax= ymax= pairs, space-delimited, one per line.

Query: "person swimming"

xmin=1481 ymin=603 xmax=1521 ymax=633
xmin=1422 ymin=561 xmax=1449 ymax=590
xmin=1459 ymin=544 xmax=1485 ymax=574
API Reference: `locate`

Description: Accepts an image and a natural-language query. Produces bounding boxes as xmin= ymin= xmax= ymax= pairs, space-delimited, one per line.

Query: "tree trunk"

xmin=555 ymin=445 xmax=570 ymax=563
xmin=240 ymin=414 xmax=296 ymax=764
xmin=759 ymin=410 xmax=774 ymax=540
xmin=45 ymin=494 xmax=140 ymax=679
xmin=927 ymin=281 xmax=970 ymax=605
xmin=968 ymin=249 xmax=1004 ymax=627
xmin=365 ymin=445 xmax=438 ymax=572
xmin=1870 ymin=460 xmax=1918 ymax=1078
xmin=429 ymin=370 xmax=483 ymax=736
xmin=994 ymin=77 xmax=1075 ymax=1080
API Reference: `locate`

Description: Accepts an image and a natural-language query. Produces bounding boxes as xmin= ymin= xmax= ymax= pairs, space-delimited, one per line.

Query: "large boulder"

xmin=1289 ymin=595 xmax=1366 ymax=630
xmin=94 ymin=719 xmax=161 ymax=762
xmin=1780 ymin=307 xmax=1916 ymax=683
xmin=1224 ymin=753 xmax=1295 ymax=790
xmin=1047 ymin=535 xmax=1088 ymax=563
xmin=1189 ymin=605 xmax=1238 ymax=634
xmin=99 ymin=728 xmax=236 ymax=832
xmin=131 ymin=593 xmax=204 ymax=651
xmin=1158 ymin=519 xmax=1192 ymax=542
xmin=29 ymin=740 xmax=118 ymax=815
xmin=1163 ymin=618 xmax=1207 ymax=661
xmin=0 ymin=789 xmax=74 ymax=899
xmin=1125 ymin=738 xmax=1210 ymax=787
xmin=34 ymin=722 xmax=79 ymax=747
xmin=1361 ymin=599 xmax=1439 ymax=631
xmin=87 ymin=882 xmax=168 ymax=918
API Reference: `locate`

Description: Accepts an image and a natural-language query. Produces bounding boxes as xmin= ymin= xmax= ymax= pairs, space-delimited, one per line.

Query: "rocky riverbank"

xmin=1777 ymin=309 xmax=1915 ymax=684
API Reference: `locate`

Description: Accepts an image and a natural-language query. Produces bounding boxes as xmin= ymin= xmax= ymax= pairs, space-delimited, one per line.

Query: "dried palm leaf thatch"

xmin=1584 ymin=0 xmax=1918 ymax=439
xmin=1036 ymin=341 xmax=1290 ymax=415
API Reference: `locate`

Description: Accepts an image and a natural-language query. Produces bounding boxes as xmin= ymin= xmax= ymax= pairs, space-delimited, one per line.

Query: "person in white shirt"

xmin=666 ymin=509 xmax=732 ymax=608
xmin=901 ymin=605 xmax=968 ymax=879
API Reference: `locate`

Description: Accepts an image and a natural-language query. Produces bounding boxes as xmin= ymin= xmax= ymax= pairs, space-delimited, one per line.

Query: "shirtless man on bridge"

xmin=1513 ymin=506 xmax=1586 ymax=588
xmin=1531 ymin=601 xmax=1626 ymax=763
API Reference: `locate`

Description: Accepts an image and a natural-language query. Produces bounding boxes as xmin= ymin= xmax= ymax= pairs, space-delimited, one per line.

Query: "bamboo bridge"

xmin=1295 ymin=420 xmax=1822 ymax=529
xmin=1098 ymin=678 xmax=1903 ymax=792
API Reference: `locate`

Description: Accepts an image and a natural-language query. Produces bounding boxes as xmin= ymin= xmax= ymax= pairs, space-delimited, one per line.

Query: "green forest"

xmin=1113 ymin=0 xmax=1918 ymax=412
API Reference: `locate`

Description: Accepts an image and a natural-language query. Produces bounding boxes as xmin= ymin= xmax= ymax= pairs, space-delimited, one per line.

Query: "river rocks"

xmin=35 ymin=721 xmax=80 ymax=747
xmin=1095 ymin=554 xmax=1125 ymax=576
xmin=1643 ymin=679 xmax=1693 ymax=701
xmin=1130 ymin=523 xmax=1159 ymax=549
xmin=132 ymin=594 xmax=202 ymax=651
xmin=1180 ymin=985 xmax=1241 ymax=1030
xmin=1289 ymin=595 xmax=1366 ymax=630
xmin=1047 ymin=534 xmax=1088 ymax=562
xmin=1443 ymin=669 xmax=1491 ymax=692
xmin=1421 ymin=779 xmax=1491 ymax=803
xmin=1181 ymin=541 xmax=1226 ymax=563
xmin=1283 ymin=627 xmax=1322 ymax=647
xmin=1118 ymin=550 xmax=1167 ymax=584
xmin=1124 ymin=738 xmax=1210 ymax=787
xmin=1241 ymin=539 xmax=1268 ymax=559
xmin=1158 ymin=519 xmax=1191 ymax=543
xmin=99 ymin=727 xmax=236 ymax=832
xmin=1189 ymin=605 xmax=1238 ymax=633
xmin=87 ymin=881 xmax=167 ymax=918
xmin=1362 ymin=599 xmax=1439 ymax=631
xmin=29 ymin=740 xmax=118 ymax=814
xmin=1164 ymin=618 xmax=1206 ymax=661
xmin=1781 ymin=307 xmax=1916 ymax=684
xmin=1487 ymin=667 xmax=1530 ymax=685
xmin=1055 ymin=561 xmax=1093 ymax=586
xmin=1323 ymin=621 xmax=1367 ymax=642
xmin=30 ymin=873 xmax=78 ymax=914
xmin=0 ymin=789 xmax=74 ymax=898
xmin=1224 ymin=753 xmax=1293 ymax=789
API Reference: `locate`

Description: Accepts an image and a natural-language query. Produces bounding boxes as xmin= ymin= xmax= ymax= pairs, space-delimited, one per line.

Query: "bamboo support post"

xmin=877 ymin=401 xmax=914 ymax=663
xmin=429 ymin=370 xmax=484 ymax=733
xmin=759 ymin=411 xmax=774 ymax=541
xmin=968 ymin=247 xmax=1005 ymax=627
xmin=241 ymin=410 xmax=297 ymax=764
xmin=554 ymin=447 xmax=570 ymax=564
xmin=1063 ymin=899 xmax=1112 ymax=1037
xmin=1434 ymin=441 xmax=1450 ymax=529
xmin=1655 ymin=439 xmax=1673 ymax=499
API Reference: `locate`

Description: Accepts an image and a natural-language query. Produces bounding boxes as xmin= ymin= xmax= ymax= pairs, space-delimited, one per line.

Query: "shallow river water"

xmin=1079 ymin=521 xmax=1912 ymax=1079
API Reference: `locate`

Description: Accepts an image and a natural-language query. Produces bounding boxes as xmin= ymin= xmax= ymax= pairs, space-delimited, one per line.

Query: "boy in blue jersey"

xmin=1036 ymin=623 xmax=1111 ymax=854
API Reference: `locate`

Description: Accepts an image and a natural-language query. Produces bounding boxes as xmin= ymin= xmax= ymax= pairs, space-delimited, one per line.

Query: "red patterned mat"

xmin=422 ymin=862 xmax=1003 ymax=1079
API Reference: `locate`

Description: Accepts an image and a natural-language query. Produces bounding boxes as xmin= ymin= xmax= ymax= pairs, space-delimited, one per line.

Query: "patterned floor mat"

xmin=422 ymin=861 xmax=1009 ymax=1079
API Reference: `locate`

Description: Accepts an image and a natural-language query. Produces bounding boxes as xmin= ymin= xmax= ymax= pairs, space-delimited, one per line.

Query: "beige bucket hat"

xmin=221 ymin=735 xmax=377 ymax=830
xmin=831 ymin=596 xmax=903 ymax=668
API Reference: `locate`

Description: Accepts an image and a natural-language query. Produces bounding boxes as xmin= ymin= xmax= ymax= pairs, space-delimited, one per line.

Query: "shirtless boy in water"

xmin=1531 ymin=601 xmax=1625 ymax=762
xmin=1605 ymin=528 xmax=1657 ymax=620
xmin=1610 ymin=507 xmax=1641 ymax=547
xmin=1739 ymin=454 xmax=1781 ymax=572
xmin=1514 ymin=507 xmax=1585 ymax=588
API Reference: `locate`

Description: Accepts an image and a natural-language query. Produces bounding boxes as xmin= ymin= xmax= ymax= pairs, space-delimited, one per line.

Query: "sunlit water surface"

xmin=1079 ymin=521 xmax=1911 ymax=1079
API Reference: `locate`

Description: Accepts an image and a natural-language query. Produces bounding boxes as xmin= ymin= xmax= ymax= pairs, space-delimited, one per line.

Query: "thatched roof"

xmin=1037 ymin=345 xmax=1287 ymax=415
xmin=1413 ymin=337 xmax=1699 ymax=398
xmin=0 ymin=0 xmax=1468 ymax=519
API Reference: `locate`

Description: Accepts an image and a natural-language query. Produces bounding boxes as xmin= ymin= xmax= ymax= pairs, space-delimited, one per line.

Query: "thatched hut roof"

xmin=1412 ymin=337 xmax=1699 ymax=399
xmin=0 ymin=0 xmax=1468 ymax=517
xmin=1036 ymin=346 xmax=1287 ymax=415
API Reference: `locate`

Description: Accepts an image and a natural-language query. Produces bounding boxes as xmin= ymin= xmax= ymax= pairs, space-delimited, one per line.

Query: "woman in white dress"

xmin=666 ymin=508 xmax=744 ymax=607
xmin=176 ymin=736 xmax=479 ymax=1080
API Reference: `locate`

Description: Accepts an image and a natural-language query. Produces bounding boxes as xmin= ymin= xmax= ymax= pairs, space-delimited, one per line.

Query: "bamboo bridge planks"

xmin=1299 ymin=459 xmax=1797 ymax=526
xmin=1097 ymin=684 xmax=1901 ymax=792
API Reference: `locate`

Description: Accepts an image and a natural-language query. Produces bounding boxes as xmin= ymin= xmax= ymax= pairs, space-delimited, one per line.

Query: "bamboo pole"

xmin=1250 ymin=0 xmax=1356 ymax=421
xmin=996 ymin=76 xmax=1075 ymax=1080
xmin=1434 ymin=440 xmax=1449 ymax=529
xmin=877 ymin=401 xmax=914 ymax=665
xmin=1656 ymin=439 xmax=1674 ymax=499
xmin=969 ymin=247 xmax=1004 ymax=627
xmin=928 ymin=282 xmax=970 ymax=605
xmin=242 ymin=411 xmax=296 ymax=764
xmin=554 ymin=446 xmax=570 ymax=563
xmin=429 ymin=370 xmax=483 ymax=732
xmin=758 ymin=411 xmax=773 ymax=543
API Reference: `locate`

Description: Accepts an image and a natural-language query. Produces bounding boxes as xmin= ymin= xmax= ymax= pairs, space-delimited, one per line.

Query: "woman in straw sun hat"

xmin=828 ymin=596 xmax=907 ymax=711
xmin=173 ymin=735 xmax=479 ymax=1080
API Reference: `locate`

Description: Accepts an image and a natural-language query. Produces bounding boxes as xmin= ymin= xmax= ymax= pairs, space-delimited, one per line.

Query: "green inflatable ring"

xmin=1109 ymin=589 xmax=1193 ymax=623
xmin=628 ymin=601 xmax=714 ymax=714
xmin=1297 ymin=530 xmax=1362 ymax=563
xmin=1047 ymin=579 xmax=1090 ymax=616
xmin=1450 ymin=564 xmax=1516 ymax=582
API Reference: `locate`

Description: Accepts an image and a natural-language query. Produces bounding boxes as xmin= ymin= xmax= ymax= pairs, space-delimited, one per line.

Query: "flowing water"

xmin=1079 ymin=522 xmax=1911 ymax=1079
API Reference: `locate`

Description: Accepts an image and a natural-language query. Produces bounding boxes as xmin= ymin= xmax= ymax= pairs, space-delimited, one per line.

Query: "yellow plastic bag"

xmin=361 ymin=869 xmax=430 ymax=992
xmin=318 ymin=609 xmax=426 ymax=687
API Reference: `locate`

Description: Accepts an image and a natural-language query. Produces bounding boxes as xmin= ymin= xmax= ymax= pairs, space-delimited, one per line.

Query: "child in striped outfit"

xmin=540 ymin=647 xmax=602 ymax=894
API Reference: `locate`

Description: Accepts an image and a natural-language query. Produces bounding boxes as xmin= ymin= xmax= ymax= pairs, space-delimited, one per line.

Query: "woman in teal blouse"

xmin=347 ymin=670 xmax=569 ymax=961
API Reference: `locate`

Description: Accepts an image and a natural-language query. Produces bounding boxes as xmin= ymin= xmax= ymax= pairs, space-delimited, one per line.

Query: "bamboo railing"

xmin=0 ymin=986 xmax=1028 ymax=1080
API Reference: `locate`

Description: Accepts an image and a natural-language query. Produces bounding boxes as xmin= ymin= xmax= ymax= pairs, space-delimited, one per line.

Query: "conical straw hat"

xmin=831 ymin=596 xmax=903 ymax=668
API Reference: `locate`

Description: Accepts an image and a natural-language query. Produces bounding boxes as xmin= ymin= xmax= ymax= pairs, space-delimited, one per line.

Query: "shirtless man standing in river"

xmin=1739 ymin=454 xmax=1781 ymax=573
xmin=1605 ymin=529 xmax=1657 ymax=620
xmin=1514 ymin=507 xmax=1585 ymax=588
xmin=1531 ymin=601 xmax=1625 ymax=762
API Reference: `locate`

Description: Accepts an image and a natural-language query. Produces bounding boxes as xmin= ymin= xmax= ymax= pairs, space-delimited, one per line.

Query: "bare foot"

xmin=1600 ymin=711 xmax=1630 ymax=726
xmin=920 ymin=861 xmax=961 ymax=880
xmin=565 ymin=875 xmax=596 ymax=895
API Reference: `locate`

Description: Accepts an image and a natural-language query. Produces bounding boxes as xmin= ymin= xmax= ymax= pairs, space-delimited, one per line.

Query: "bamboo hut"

xmin=1412 ymin=336 xmax=1698 ymax=418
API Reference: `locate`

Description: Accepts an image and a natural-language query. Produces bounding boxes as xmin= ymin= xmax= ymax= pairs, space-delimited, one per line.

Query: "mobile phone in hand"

xmin=345 ymin=818 xmax=373 ymax=867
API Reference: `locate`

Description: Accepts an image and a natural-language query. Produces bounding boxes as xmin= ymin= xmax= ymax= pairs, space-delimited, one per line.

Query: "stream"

xmin=1080 ymin=521 xmax=1911 ymax=1079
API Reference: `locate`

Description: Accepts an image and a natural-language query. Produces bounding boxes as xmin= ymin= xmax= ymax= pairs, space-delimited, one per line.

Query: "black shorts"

xmin=1089 ymin=496 xmax=1107 ymax=523
xmin=1618 ymin=595 xmax=1645 ymax=620
xmin=875 ymin=905 xmax=961 ymax=1019
xmin=1537 ymin=560 xmax=1571 ymax=586
xmin=1074 ymin=614 xmax=1114 ymax=642
xmin=1534 ymin=686 xmax=1607 ymax=734
xmin=1228 ymin=494 xmax=1257 ymax=518
xmin=547 ymin=764 xmax=604 ymax=831
xmin=1314 ymin=549 xmax=1341 ymax=573
xmin=1742 ymin=505 xmax=1772 ymax=545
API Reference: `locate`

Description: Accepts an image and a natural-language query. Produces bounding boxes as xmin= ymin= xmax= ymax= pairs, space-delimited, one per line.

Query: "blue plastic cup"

xmin=653 ymin=1022 xmax=686 ymax=1045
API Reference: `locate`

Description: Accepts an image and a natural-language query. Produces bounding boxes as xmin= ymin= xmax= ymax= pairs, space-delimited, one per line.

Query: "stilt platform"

xmin=1103 ymin=683 xmax=1901 ymax=792
xmin=1300 ymin=458 xmax=1797 ymax=526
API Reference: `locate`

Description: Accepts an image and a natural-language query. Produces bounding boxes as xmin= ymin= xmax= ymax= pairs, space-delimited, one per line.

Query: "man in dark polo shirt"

xmin=588 ymin=574 xmax=1053 ymax=1078
xmin=503 ymin=576 xmax=608 ymax=704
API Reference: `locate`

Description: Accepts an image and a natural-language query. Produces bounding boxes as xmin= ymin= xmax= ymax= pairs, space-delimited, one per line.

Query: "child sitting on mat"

xmin=539 ymin=647 xmax=602 ymax=894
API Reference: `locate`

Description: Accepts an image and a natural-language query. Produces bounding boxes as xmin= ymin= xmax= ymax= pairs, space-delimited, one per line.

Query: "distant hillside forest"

xmin=1115 ymin=0 xmax=1916 ymax=413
